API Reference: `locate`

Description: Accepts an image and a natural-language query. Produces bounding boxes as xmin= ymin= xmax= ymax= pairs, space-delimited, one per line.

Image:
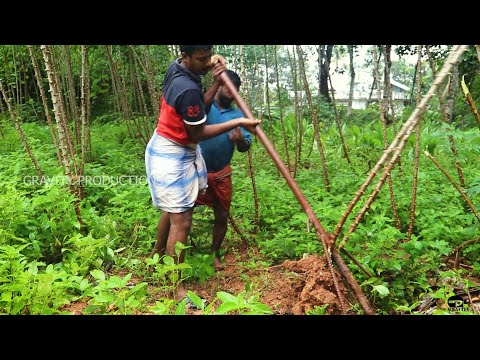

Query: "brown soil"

xmin=61 ymin=245 xmax=352 ymax=315
xmin=186 ymin=247 xmax=350 ymax=315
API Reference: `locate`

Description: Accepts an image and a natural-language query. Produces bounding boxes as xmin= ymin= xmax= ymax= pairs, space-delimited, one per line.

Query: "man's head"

xmin=179 ymin=45 xmax=214 ymax=76
xmin=216 ymin=69 xmax=241 ymax=109
xmin=225 ymin=69 xmax=241 ymax=89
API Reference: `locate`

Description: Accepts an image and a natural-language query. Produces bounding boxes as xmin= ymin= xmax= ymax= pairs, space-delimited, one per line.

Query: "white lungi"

xmin=145 ymin=132 xmax=207 ymax=213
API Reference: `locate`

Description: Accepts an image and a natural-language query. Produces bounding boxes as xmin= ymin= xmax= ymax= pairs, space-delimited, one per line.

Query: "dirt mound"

xmin=188 ymin=250 xmax=350 ymax=315
xmin=268 ymin=254 xmax=349 ymax=314
xmin=61 ymin=248 xmax=351 ymax=315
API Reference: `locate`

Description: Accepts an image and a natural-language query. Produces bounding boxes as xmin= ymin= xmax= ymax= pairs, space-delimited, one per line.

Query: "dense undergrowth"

xmin=0 ymin=110 xmax=479 ymax=315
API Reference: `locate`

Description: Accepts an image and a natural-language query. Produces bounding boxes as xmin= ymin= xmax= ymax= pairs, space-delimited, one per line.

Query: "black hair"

xmin=179 ymin=45 xmax=213 ymax=56
xmin=226 ymin=69 xmax=241 ymax=89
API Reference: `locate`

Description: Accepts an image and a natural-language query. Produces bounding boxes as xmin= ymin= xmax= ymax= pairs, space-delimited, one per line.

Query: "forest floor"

xmin=62 ymin=244 xmax=480 ymax=315
xmin=62 ymin=244 xmax=354 ymax=315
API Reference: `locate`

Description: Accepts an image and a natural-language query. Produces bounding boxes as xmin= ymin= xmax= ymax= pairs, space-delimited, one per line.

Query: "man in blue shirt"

xmin=196 ymin=69 xmax=252 ymax=270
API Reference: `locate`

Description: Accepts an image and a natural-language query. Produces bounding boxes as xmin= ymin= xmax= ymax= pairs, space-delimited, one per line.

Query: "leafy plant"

xmin=81 ymin=270 xmax=149 ymax=315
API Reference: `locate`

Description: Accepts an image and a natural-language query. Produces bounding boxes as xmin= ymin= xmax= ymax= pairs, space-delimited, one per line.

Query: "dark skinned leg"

xmin=212 ymin=204 xmax=228 ymax=270
xmin=149 ymin=212 xmax=170 ymax=258
xmin=166 ymin=209 xmax=193 ymax=301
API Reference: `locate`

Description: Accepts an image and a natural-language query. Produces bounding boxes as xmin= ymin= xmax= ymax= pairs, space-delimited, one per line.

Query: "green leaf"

xmin=79 ymin=278 xmax=90 ymax=291
xmin=186 ymin=291 xmax=204 ymax=310
xmin=94 ymin=293 xmax=115 ymax=303
xmin=28 ymin=262 xmax=38 ymax=276
xmin=247 ymin=302 xmax=273 ymax=314
xmin=216 ymin=291 xmax=238 ymax=304
xmin=174 ymin=298 xmax=187 ymax=315
xmin=106 ymin=275 xmax=128 ymax=288
xmin=90 ymin=269 xmax=105 ymax=281
xmin=372 ymin=284 xmax=390 ymax=297
xmin=215 ymin=302 xmax=240 ymax=314
xmin=1 ymin=291 xmax=12 ymax=302
xmin=163 ymin=256 xmax=174 ymax=266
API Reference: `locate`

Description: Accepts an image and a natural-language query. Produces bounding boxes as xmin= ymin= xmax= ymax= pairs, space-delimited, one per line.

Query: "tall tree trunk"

xmin=129 ymin=47 xmax=151 ymax=140
xmin=446 ymin=63 xmax=466 ymax=187
xmin=0 ymin=79 xmax=44 ymax=178
xmin=287 ymin=46 xmax=303 ymax=178
xmin=273 ymin=45 xmax=292 ymax=173
xmin=318 ymin=45 xmax=333 ymax=102
xmin=324 ymin=47 xmax=351 ymax=165
xmin=347 ymin=45 xmax=355 ymax=117
xmin=130 ymin=45 xmax=160 ymax=127
xmin=27 ymin=45 xmax=62 ymax=166
xmin=263 ymin=45 xmax=276 ymax=154
xmin=105 ymin=46 xmax=147 ymax=146
xmin=107 ymin=46 xmax=121 ymax=117
xmin=11 ymin=47 xmax=22 ymax=114
xmin=80 ymin=45 xmax=90 ymax=181
xmin=296 ymin=45 xmax=331 ymax=192
xmin=40 ymin=45 xmax=83 ymax=224
xmin=366 ymin=47 xmax=382 ymax=109
xmin=252 ymin=46 xmax=262 ymax=119
xmin=373 ymin=46 xmax=401 ymax=230
xmin=445 ymin=62 xmax=459 ymax=124
xmin=407 ymin=45 xmax=423 ymax=241
xmin=50 ymin=46 xmax=78 ymax=176
xmin=382 ymin=45 xmax=402 ymax=174
xmin=85 ymin=47 xmax=92 ymax=162
xmin=63 ymin=46 xmax=80 ymax=146
xmin=383 ymin=45 xmax=397 ymax=130
xmin=142 ymin=46 xmax=160 ymax=127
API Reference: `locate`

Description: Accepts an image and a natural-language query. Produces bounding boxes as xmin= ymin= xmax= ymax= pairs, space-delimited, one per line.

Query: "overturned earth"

xmin=62 ymin=246 xmax=353 ymax=315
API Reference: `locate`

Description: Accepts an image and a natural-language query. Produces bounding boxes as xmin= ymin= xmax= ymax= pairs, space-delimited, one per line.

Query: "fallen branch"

xmin=446 ymin=237 xmax=480 ymax=260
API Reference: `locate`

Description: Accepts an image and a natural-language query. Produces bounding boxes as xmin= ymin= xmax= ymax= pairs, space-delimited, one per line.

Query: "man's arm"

xmin=187 ymin=118 xmax=260 ymax=143
xmin=204 ymin=79 xmax=221 ymax=108
xmin=204 ymin=55 xmax=226 ymax=107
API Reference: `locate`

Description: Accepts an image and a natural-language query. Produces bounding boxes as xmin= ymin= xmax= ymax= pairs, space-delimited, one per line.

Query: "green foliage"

xmin=183 ymin=253 xmax=216 ymax=283
xmin=148 ymin=288 xmax=273 ymax=315
xmin=82 ymin=271 xmax=148 ymax=315
xmin=144 ymin=243 xmax=193 ymax=291
xmin=207 ymin=290 xmax=272 ymax=315
xmin=1 ymin=73 xmax=480 ymax=315
xmin=0 ymin=245 xmax=83 ymax=314
xmin=306 ymin=304 xmax=329 ymax=315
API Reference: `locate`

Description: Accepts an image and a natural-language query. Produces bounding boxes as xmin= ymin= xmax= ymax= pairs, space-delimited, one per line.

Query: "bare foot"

xmin=213 ymin=257 xmax=226 ymax=271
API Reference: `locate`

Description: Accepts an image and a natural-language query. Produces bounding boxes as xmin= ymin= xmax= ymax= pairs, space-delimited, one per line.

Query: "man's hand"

xmin=229 ymin=127 xmax=243 ymax=142
xmin=238 ymin=118 xmax=261 ymax=134
xmin=211 ymin=54 xmax=225 ymax=65
xmin=210 ymin=54 xmax=227 ymax=77
xmin=230 ymin=127 xmax=250 ymax=152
